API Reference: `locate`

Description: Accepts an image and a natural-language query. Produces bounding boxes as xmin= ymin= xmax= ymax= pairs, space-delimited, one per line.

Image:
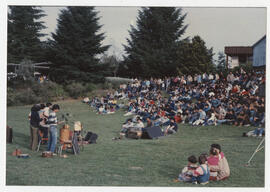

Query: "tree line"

xmin=8 ymin=6 xmax=226 ymax=84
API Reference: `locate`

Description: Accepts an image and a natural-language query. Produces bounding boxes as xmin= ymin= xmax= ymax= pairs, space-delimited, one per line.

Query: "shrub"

xmin=16 ymin=88 xmax=41 ymax=105
xmin=7 ymin=87 xmax=16 ymax=106
xmin=7 ymin=80 xmax=69 ymax=106
xmin=65 ymin=82 xmax=85 ymax=98
xmin=30 ymin=81 xmax=67 ymax=102
xmin=7 ymin=88 xmax=41 ymax=106
xmin=101 ymin=82 xmax=112 ymax=90
xmin=46 ymin=81 xmax=67 ymax=99
xmin=84 ymin=83 xmax=97 ymax=93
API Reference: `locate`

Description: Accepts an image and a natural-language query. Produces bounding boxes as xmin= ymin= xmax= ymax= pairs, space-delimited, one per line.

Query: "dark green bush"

xmin=7 ymin=79 xmax=115 ymax=106
xmin=65 ymin=82 xmax=85 ymax=98
xmin=84 ymin=83 xmax=97 ymax=93
xmin=7 ymin=81 xmax=68 ymax=106
xmin=7 ymin=87 xmax=41 ymax=106
xmin=7 ymin=87 xmax=16 ymax=106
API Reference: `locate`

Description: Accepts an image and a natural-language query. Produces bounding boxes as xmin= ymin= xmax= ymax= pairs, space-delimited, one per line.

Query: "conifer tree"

xmin=8 ymin=6 xmax=47 ymax=63
xmin=48 ymin=7 xmax=110 ymax=83
xmin=122 ymin=7 xmax=188 ymax=78
xmin=177 ymin=36 xmax=214 ymax=75
xmin=216 ymin=51 xmax=226 ymax=72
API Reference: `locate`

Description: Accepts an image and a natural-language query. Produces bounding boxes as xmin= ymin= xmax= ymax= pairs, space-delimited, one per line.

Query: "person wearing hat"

xmin=208 ymin=144 xmax=230 ymax=181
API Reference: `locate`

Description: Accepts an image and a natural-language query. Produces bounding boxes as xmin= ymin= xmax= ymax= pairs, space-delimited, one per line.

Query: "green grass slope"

xmin=6 ymin=100 xmax=265 ymax=187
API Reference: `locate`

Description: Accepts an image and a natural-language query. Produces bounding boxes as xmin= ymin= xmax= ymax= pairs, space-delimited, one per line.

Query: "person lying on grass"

xmin=208 ymin=144 xmax=230 ymax=181
xmin=242 ymin=127 xmax=265 ymax=137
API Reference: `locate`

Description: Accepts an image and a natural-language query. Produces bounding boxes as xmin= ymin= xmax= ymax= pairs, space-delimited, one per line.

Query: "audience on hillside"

xmin=85 ymin=69 xmax=265 ymax=135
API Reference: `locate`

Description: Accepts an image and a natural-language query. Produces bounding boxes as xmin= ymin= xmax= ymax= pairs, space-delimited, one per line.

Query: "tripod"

xmin=245 ymin=137 xmax=265 ymax=166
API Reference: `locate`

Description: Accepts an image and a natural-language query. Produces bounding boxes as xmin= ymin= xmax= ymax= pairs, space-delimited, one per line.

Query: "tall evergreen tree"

xmin=216 ymin=51 xmax=226 ymax=72
xmin=177 ymin=36 xmax=214 ymax=75
xmin=48 ymin=7 xmax=110 ymax=83
xmin=8 ymin=6 xmax=47 ymax=63
xmin=122 ymin=7 xmax=188 ymax=78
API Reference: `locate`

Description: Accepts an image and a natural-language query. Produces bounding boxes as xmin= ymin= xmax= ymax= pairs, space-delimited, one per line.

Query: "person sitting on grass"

xmin=191 ymin=154 xmax=210 ymax=185
xmin=193 ymin=108 xmax=206 ymax=126
xmin=235 ymin=110 xmax=248 ymax=126
xmin=83 ymin=97 xmax=90 ymax=103
xmin=153 ymin=114 xmax=168 ymax=127
xmin=133 ymin=117 xmax=144 ymax=131
xmin=164 ymin=118 xmax=178 ymax=135
xmin=207 ymin=147 xmax=219 ymax=180
xmin=124 ymin=104 xmax=136 ymax=116
xmin=121 ymin=119 xmax=134 ymax=135
xmin=107 ymin=106 xmax=116 ymax=114
xmin=175 ymin=155 xmax=198 ymax=182
xmin=205 ymin=111 xmax=217 ymax=126
xmin=174 ymin=112 xmax=182 ymax=123
xmin=208 ymin=144 xmax=230 ymax=181
xmin=146 ymin=117 xmax=153 ymax=128
xmin=97 ymin=104 xmax=104 ymax=114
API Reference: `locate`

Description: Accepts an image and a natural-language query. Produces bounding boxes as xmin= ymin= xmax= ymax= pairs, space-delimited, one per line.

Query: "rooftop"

xmin=224 ymin=46 xmax=253 ymax=55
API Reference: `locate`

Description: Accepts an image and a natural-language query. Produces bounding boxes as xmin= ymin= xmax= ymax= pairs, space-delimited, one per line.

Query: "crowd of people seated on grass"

xmin=84 ymin=69 xmax=265 ymax=133
xmin=84 ymin=92 xmax=126 ymax=114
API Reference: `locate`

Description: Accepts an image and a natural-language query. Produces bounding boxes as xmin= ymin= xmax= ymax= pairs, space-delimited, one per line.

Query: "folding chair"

xmin=37 ymin=130 xmax=48 ymax=152
xmin=58 ymin=130 xmax=76 ymax=155
xmin=74 ymin=121 xmax=84 ymax=151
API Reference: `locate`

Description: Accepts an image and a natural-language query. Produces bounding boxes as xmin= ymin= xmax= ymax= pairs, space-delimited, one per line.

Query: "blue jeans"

xmin=47 ymin=125 xmax=57 ymax=153
xmin=254 ymin=128 xmax=264 ymax=136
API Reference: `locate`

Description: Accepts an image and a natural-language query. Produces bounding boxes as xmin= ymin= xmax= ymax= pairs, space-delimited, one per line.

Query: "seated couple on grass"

xmin=176 ymin=143 xmax=230 ymax=184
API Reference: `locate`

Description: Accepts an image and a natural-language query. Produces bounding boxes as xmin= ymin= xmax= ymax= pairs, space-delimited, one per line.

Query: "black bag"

xmin=84 ymin=131 xmax=98 ymax=144
xmin=141 ymin=126 xmax=163 ymax=139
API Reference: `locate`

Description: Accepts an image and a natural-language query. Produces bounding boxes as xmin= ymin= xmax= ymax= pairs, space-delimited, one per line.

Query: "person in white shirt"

xmin=134 ymin=118 xmax=145 ymax=131
xmin=44 ymin=103 xmax=52 ymax=119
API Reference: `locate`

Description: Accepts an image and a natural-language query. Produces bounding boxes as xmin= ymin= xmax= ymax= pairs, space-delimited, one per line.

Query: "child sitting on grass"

xmin=191 ymin=154 xmax=210 ymax=185
xmin=176 ymin=155 xmax=198 ymax=182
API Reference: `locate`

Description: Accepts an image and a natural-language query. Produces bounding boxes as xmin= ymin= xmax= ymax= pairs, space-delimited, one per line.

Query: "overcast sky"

xmin=40 ymin=7 xmax=266 ymax=61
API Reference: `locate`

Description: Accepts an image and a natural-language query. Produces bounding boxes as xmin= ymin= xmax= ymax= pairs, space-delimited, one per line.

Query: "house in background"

xmin=224 ymin=46 xmax=253 ymax=69
xmin=252 ymin=35 xmax=266 ymax=68
xmin=224 ymin=35 xmax=266 ymax=69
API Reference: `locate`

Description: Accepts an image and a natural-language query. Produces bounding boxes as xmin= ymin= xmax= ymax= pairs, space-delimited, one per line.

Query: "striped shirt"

xmin=48 ymin=111 xmax=57 ymax=126
xmin=193 ymin=164 xmax=208 ymax=177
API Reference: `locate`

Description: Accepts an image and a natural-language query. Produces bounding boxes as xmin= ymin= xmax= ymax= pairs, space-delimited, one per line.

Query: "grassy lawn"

xmin=6 ymin=100 xmax=265 ymax=187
